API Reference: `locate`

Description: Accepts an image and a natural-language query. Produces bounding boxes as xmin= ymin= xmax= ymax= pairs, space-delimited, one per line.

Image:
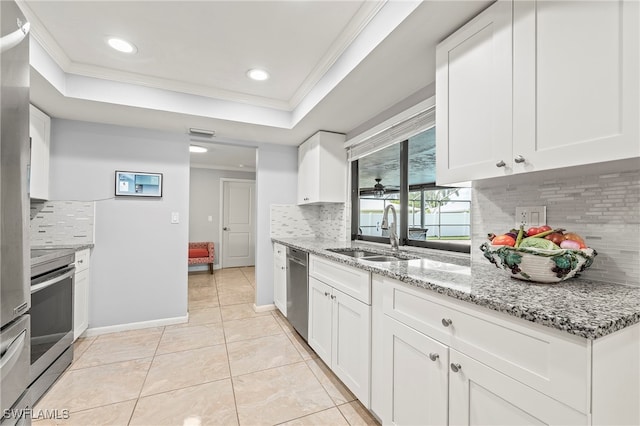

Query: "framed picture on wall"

xmin=115 ymin=171 xmax=163 ymax=197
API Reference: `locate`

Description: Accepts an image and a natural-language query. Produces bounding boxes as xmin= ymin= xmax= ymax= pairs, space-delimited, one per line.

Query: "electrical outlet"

xmin=515 ymin=206 xmax=546 ymax=229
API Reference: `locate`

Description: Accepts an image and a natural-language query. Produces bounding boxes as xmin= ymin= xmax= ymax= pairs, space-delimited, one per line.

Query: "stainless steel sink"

xmin=327 ymin=248 xmax=379 ymax=258
xmin=360 ymin=255 xmax=403 ymax=262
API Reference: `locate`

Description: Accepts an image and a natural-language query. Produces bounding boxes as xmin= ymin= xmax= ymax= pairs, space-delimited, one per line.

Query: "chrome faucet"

xmin=381 ymin=204 xmax=399 ymax=251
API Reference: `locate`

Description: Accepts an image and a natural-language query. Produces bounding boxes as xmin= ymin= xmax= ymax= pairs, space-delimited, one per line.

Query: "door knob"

xmin=450 ymin=363 xmax=462 ymax=373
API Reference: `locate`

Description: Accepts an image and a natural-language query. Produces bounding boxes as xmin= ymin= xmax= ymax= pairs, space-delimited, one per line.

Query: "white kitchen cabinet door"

xmin=73 ymin=269 xmax=89 ymax=340
xmin=513 ymin=0 xmax=639 ymax=172
xmin=308 ymin=277 xmax=333 ymax=365
xmin=332 ymin=289 xmax=371 ymax=408
xmin=273 ymin=243 xmax=287 ymax=316
xmin=382 ymin=315 xmax=448 ymax=426
xmin=448 ymin=350 xmax=587 ymax=426
xmin=29 ymin=104 xmax=51 ymax=200
xmin=297 ymin=131 xmax=346 ymax=205
xmin=435 ymin=0 xmax=513 ymax=185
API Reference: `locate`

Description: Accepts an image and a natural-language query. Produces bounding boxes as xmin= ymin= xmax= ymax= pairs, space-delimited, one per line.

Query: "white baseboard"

xmin=253 ymin=303 xmax=276 ymax=313
xmin=83 ymin=314 xmax=189 ymax=337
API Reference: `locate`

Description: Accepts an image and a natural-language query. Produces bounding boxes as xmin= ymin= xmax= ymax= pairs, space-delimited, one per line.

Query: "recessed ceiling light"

xmin=238 ymin=164 xmax=244 ymax=168
xmin=107 ymin=38 xmax=137 ymax=54
xmin=247 ymin=68 xmax=270 ymax=81
xmin=189 ymin=145 xmax=207 ymax=153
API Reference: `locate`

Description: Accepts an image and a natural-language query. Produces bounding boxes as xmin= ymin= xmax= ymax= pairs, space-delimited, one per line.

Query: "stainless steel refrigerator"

xmin=0 ymin=0 xmax=31 ymax=423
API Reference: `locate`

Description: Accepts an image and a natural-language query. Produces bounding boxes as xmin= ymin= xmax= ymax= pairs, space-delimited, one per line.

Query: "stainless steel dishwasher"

xmin=286 ymin=247 xmax=308 ymax=341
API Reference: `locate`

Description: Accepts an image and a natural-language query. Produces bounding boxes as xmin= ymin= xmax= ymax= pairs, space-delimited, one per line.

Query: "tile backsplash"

xmin=270 ymin=203 xmax=347 ymax=241
xmin=472 ymin=162 xmax=639 ymax=286
xmin=30 ymin=200 xmax=95 ymax=246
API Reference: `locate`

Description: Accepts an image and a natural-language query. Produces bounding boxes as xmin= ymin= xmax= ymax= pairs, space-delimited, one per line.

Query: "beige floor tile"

xmin=217 ymin=285 xmax=254 ymax=296
xmin=156 ymin=324 xmax=225 ymax=355
xmin=188 ymin=306 xmax=222 ymax=325
xmin=280 ymin=407 xmax=350 ymax=426
xmin=141 ymin=344 xmax=230 ymax=396
xmin=131 ymin=379 xmax=238 ymax=426
xmin=188 ymin=275 xmax=216 ymax=288
xmin=337 ymin=401 xmax=380 ymax=426
xmin=218 ymin=291 xmax=255 ymax=306
xmin=189 ymin=286 xmax=218 ymax=300
xmin=273 ymin=310 xmax=297 ymax=333
xmin=71 ymin=329 xmax=161 ymax=369
xmin=306 ymin=359 xmax=356 ymax=405
xmin=227 ymin=334 xmax=302 ymax=376
xmin=33 ymin=400 xmax=136 ymax=426
xmin=72 ymin=336 xmax=96 ymax=363
xmin=221 ymin=303 xmax=271 ymax=321
xmin=286 ymin=331 xmax=319 ymax=361
xmin=216 ymin=280 xmax=253 ymax=291
xmin=35 ymin=358 xmax=151 ymax=413
xmin=224 ymin=315 xmax=283 ymax=343
xmin=233 ymin=362 xmax=334 ymax=425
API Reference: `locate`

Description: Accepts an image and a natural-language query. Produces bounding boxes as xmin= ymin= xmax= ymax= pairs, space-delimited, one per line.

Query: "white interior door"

xmin=222 ymin=180 xmax=255 ymax=268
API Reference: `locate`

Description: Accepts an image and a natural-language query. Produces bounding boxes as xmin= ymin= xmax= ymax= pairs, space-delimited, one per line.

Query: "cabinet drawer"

xmin=309 ymin=255 xmax=371 ymax=304
xmin=74 ymin=248 xmax=90 ymax=272
xmin=381 ymin=276 xmax=590 ymax=413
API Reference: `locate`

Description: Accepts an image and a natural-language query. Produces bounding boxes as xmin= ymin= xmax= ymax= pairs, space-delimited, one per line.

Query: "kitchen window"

xmin=349 ymin=115 xmax=471 ymax=253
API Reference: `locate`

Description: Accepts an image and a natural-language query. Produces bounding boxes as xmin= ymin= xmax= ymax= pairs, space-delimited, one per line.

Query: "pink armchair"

xmin=188 ymin=242 xmax=214 ymax=274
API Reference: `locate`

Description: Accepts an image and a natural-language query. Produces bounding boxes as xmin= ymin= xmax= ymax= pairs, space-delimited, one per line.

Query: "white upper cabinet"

xmin=436 ymin=0 xmax=639 ymax=185
xmin=512 ymin=0 xmax=639 ymax=171
xmin=29 ymin=104 xmax=51 ymax=200
xmin=436 ymin=0 xmax=513 ymax=184
xmin=297 ymin=131 xmax=346 ymax=205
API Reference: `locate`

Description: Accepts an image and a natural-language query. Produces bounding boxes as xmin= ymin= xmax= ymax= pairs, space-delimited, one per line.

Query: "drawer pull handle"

xmin=428 ymin=353 xmax=439 ymax=362
xmin=496 ymin=160 xmax=506 ymax=168
xmin=441 ymin=318 xmax=453 ymax=327
xmin=450 ymin=363 xmax=462 ymax=373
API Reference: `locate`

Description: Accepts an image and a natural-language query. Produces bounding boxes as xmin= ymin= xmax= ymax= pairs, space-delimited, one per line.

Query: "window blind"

xmin=347 ymin=106 xmax=435 ymax=162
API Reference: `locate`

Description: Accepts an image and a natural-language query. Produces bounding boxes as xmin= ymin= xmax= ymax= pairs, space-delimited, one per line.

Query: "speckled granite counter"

xmin=273 ymin=237 xmax=640 ymax=339
xmin=31 ymin=244 xmax=94 ymax=251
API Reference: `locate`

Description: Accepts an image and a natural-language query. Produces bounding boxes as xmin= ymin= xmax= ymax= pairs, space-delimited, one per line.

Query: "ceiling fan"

xmin=360 ymin=178 xmax=399 ymax=198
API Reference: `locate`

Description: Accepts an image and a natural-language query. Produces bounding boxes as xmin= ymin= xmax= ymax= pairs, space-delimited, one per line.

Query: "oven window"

xmin=30 ymin=276 xmax=73 ymax=365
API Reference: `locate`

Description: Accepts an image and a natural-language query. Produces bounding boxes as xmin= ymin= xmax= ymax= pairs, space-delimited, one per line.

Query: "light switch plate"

xmin=171 ymin=212 xmax=179 ymax=224
xmin=515 ymin=206 xmax=546 ymax=229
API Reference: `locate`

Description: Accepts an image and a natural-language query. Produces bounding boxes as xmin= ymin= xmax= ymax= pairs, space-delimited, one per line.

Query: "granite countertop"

xmin=31 ymin=243 xmax=94 ymax=251
xmin=273 ymin=237 xmax=640 ymax=340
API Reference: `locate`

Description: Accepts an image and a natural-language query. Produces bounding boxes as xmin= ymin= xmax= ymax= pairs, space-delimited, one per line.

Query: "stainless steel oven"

xmin=29 ymin=250 xmax=75 ymax=405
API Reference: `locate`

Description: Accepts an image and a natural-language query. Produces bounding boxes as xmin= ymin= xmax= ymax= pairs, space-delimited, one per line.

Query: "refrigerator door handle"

xmin=31 ymin=267 xmax=74 ymax=294
xmin=0 ymin=329 xmax=27 ymax=376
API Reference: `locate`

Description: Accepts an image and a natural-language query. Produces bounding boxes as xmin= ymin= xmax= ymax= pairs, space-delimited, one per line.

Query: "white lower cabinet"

xmin=73 ymin=248 xmax=91 ymax=340
xmin=273 ymin=243 xmax=287 ymax=316
xmin=449 ymin=350 xmax=586 ymax=425
xmin=381 ymin=315 xmax=448 ymax=426
xmin=308 ymin=266 xmax=371 ymax=407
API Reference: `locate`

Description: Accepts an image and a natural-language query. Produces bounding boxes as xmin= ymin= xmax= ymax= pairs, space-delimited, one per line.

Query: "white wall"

xmin=255 ymin=144 xmax=298 ymax=307
xmin=49 ymin=119 xmax=190 ymax=328
xmin=189 ymin=167 xmax=256 ymax=268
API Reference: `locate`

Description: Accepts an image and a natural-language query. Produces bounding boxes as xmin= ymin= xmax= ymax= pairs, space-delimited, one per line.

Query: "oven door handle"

xmin=0 ymin=329 xmax=27 ymax=377
xmin=31 ymin=267 xmax=75 ymax=294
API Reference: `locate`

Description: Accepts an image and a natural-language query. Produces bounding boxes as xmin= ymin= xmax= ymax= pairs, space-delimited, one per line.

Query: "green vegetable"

xmin=515 ymin=225 xmax=524 ymax=248
xmin=519 ymin=237 xmax=561 ymax=250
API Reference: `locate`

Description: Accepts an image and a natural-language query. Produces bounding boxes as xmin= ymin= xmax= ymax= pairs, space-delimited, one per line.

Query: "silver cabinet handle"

xmin=78 ymin=259 xmax=84 ymax=264
xmin=223 ymin=227 xmax=229 ymax=231
xmin=429 ymin=353 xmax=439 ymax=362
xmin=304 ymin=197 xmax=309 ymax=201
xmin=450 ymin=363 xmax=462 ymax=373
xmin=514 ymin=155 xmax=525 ymax=163
xmin=281 ymin=266 xmax=285 ymax=270
xmin=441 ymin=318 xmax=453 ymax=327
xmin=324 ymin=292 xmax=330 ymax=297
xmin=496 ymin=160 xmax=506 ymax=167
xmin=331 ymin=295 xmax=336 ymax=300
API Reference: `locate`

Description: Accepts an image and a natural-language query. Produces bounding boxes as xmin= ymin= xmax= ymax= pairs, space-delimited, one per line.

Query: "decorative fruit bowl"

xmin=480 ymin=242 xmax=597 ymax=283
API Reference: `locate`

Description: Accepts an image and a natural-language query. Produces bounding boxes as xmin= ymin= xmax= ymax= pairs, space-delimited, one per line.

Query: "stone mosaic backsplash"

xmin=472 ymin=165 xmax=639 ymax=286
xmin=270 ymin=203 xmax=347 ymax=241
xmin=30 ymin=200 xmax=95 ymax=246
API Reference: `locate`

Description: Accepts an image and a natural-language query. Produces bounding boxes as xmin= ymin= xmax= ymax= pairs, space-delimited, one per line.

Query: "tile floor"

xmin=34 ymin=267 xmax=380 ymax=426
